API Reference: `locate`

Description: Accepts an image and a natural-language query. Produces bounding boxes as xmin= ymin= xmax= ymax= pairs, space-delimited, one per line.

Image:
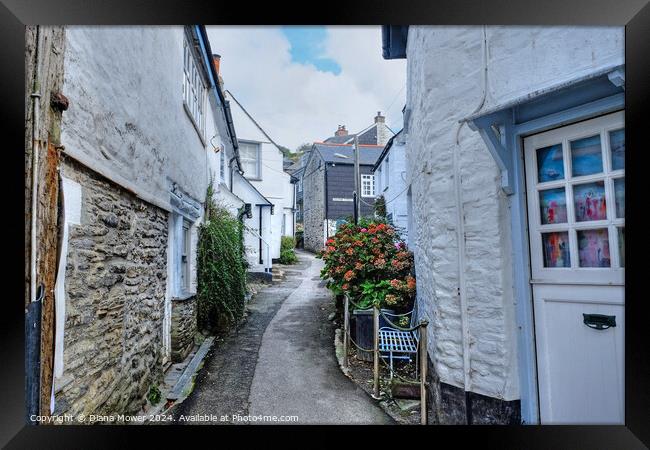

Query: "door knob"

xmin=583 ymin=313 xmax=616 ymax=330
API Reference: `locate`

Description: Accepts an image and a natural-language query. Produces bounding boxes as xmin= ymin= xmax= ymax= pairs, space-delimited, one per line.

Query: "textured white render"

xmin=232 ymin=172 xmax=273 ymax=271
xmin=226 ymin=91 xmax=295 ymax=260
xmin=405 ymin=26 xmax=623 ymax=401
xmin=375 ymin=132 xmax=409 ymax=242
xmin=61 ymin=26 xmax=217 ymax=211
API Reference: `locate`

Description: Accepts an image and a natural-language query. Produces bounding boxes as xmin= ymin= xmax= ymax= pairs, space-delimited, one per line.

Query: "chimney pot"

xmin=335 ymin=125 xmax=348 ymax=137
xmin=374 ymin=111 xmax=385 ymax=123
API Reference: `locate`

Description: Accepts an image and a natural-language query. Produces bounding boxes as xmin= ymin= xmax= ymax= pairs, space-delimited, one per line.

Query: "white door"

xmin=524 ymin=111 xmax=625 ymax=424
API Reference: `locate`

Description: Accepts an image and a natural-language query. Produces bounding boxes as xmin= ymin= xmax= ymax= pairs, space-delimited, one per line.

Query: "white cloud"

xmin=206 ymin=26 xmax=406 ymax=150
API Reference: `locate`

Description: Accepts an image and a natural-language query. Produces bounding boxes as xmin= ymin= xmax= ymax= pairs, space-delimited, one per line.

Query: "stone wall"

xmin=405 ymin=26 xmax=623 ymax=421
xmin=54 ymin=156 xmax=168 ymax=416
xmin=171 ymin=296 xmax=197 ymax=363
xmin=303 ymin=152 xmax=325 ymax=252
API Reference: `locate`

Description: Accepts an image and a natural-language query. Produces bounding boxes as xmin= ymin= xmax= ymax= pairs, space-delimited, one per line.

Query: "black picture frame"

xmin=2 ymin=0 xmax=648 ymax=448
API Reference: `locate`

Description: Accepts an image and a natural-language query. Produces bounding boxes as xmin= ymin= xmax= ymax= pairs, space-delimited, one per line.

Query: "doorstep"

xmin=144 ymin=336 xmax=215 ymax=421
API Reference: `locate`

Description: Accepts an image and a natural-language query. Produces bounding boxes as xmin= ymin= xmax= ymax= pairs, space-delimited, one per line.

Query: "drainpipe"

xmin=30 ymin=26 xmax=42 ymax=306
xmin=453 ymin=26 xmax=489 ymax=424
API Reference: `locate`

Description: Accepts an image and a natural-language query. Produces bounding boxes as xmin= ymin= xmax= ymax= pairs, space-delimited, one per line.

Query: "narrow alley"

xmin=173 ymin=250 xmax=393 ymax=425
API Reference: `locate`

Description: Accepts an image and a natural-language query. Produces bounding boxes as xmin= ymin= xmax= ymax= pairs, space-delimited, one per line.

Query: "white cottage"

xmin=383 ymin=26 xmax=625 ymax=425
xmin=372 ymin=129 xmax=410 ymax=244
xmin=224 ymin=89 xmax=295 ymax=272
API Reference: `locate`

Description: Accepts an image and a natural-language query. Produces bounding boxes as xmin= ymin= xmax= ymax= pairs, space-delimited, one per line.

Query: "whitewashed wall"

xmin=375 ymin=132 xmax=409 ymax=241
xmin=62 ymin=26 xmax=218 ymax=211
xmin=227 ymin=91 xmax=295 ymax=260
xmin=405 ymin=26 xmax=624 ymax=401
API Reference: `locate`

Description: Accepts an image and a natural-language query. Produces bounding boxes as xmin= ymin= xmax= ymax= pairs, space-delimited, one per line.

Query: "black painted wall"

xmin=325 ymin=163 xmax=375 ymax=220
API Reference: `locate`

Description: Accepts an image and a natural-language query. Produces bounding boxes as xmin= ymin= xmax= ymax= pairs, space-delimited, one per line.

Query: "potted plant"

xmin=317 ymin=219 xmax=416 ymax=360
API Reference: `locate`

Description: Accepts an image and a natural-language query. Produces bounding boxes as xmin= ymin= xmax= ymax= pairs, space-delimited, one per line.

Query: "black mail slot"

xmin=583 ymin=313 xmax=616 ymax=330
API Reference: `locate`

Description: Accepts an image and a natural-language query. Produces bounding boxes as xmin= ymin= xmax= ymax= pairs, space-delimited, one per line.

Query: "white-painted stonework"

xmin=374 ymin=130 xmax=409 ymax=242
xmin=404 ymin=26 xmax=624 ymax=405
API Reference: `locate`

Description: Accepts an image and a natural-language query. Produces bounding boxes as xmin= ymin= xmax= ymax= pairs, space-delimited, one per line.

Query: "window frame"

xmin=361 ymin=174 xmax=375 ymax=197
xmin=180 ymin=219 xmax=191 ymax=293
xmin=384 ymin=156 xmax=390 ymax=190
xmin=183 ymin=32 xmax=207 ymax=144
xmin=219 ymin=148 xmax=226 ymax=182
xmin=239 ymin=140 xmax=262 ymax=180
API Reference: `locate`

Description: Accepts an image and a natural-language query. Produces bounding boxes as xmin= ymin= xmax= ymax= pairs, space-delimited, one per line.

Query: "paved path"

xmin=173 ymin=250 xmax=392 ymax=425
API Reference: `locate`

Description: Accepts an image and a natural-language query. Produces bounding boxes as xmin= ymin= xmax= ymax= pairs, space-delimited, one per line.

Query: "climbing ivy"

xmin=197 ymin=180 xmax=247 ymax=333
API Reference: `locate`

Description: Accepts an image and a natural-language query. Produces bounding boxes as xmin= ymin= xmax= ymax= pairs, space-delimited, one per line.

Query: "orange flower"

xmin=342 ymin=283 xmax=349 ymax=290
xmin=406 ymin=276 xmax=416 ymax=291
xmin=345 ymin=248 xmax=354 ymax=255
xmin=344 ymin=270 xmax=355 ymax=281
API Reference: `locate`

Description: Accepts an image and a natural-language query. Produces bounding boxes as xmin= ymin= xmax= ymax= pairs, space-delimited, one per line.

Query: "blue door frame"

xmin=468 ymin=64 xmax=624 ymax=424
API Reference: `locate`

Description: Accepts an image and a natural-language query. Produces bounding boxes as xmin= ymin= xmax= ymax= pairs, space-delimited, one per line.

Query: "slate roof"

xmin=324 ymin=135 xmax=354 ymax=144
xmin=357 ymin=126 xmax=377 ymax=145
xmin=313 ymin=143 xmax=383 ymax=166
xmin=322 ymin=121 xmax=395 ymax=146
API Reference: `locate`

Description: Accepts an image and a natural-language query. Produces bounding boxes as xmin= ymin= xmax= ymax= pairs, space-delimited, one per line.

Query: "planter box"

xmin=352 ymin=308 xmax=394 ymax=362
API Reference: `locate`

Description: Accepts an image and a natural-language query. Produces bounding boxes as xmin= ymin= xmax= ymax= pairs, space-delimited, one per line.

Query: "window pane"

xmin=539 ymin=187 xmax=567 ymax=224
xmin=536 ymin=144 xmax=564 ymax=182
xmin=542 ymin=232 xmax=571 ymax=267
xmin=610 ymin=128 xmax=625 ymax=170
xmin=573 ymin=181 xmax=606 ymax=222
xmin=614 ymin=177 xmax=624 ymax=218
xmin=577 ymin=228 xmax=610 ymax=267
xmin=571 ymin=134 xmax=603 ymax=177
xmin=618 ymin=227 xmax=625 ymax=267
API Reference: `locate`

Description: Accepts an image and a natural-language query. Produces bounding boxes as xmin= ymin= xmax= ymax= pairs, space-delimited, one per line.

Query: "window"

xmin=239 ymin=141 xmax=261 ymax=179
xmin=219 ymin=148 xmax=226 ymax=182
xmin=183 ymin=35 xmax=206 ymax=139
xmin=361 ymin=174 xmax=375 ymax=197
xmin=180 ymin=219 xmax=191 ymax=292
xmin=384 ymin=156 xmax=390 ymax=189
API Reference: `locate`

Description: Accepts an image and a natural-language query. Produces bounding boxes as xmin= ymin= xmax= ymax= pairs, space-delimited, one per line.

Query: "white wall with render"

xmin=226 ymin=91 xmax=295 ymax=260
xmin=61 ymin=26 xmax=218 ymax=212
xmin=404 ymin=26 xmax=623 ymax=401
xmin=374 ymin=131 xmax=409 ymax=242
xmin=232 ymin=171 xmax=273 ymax=271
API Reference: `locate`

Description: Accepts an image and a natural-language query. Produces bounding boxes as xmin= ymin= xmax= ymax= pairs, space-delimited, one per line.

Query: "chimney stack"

xmin=375 ymin=111 xmax=389 ymax=146
xmin=212 ymin=54 xmax=224 ymax=86
xmin=335 ymin=125 xmax=348 ymax=137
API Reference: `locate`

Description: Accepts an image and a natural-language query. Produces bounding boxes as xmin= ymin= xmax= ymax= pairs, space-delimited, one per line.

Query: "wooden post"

xmin=373 ymin=304 xmax=380 ymax=398
xmin=419 ymin=319 xmax=429 ymax=425
xmin=343 ymin=295 xmax=349 ymax=369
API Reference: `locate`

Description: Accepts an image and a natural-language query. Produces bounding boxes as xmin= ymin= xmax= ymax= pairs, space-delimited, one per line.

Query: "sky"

xmin=205 ymin=26 xmax=407 ymax=151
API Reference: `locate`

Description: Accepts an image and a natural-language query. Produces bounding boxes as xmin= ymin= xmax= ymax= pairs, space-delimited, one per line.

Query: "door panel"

xmin=524 ymin=111 xmax=625 ymax=424
xmin=533 ymin=284 xmax=624 ymax=424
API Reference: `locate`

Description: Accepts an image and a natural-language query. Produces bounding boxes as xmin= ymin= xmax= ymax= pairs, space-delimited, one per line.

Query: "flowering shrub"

xmin=316 ymin=219 xmax=415 ymax=310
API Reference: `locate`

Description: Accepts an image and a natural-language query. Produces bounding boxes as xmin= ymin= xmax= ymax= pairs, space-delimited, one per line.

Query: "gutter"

xmin=372 ymin=129 xmax=401 ymax=172
xmin=195 ymin=25 xmax=240 ymax=169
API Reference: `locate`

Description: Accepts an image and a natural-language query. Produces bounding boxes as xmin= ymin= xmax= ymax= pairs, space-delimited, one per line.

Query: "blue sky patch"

xmin=282 ymin=26 xmax=342 ymax=75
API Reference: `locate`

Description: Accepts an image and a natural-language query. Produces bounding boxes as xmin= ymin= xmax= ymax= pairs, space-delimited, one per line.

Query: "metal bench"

xmin=378 ymin=302 xmax=420 ymax=378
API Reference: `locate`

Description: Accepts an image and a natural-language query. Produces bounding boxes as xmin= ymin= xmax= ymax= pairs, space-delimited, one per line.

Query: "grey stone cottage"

xmin=382 ymin=25 xmax=625 ymax=425
xmin=25 ymin=25 xmax=241 ymax=418
xmin=302 ymin=114 xmax=393 ymax=251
